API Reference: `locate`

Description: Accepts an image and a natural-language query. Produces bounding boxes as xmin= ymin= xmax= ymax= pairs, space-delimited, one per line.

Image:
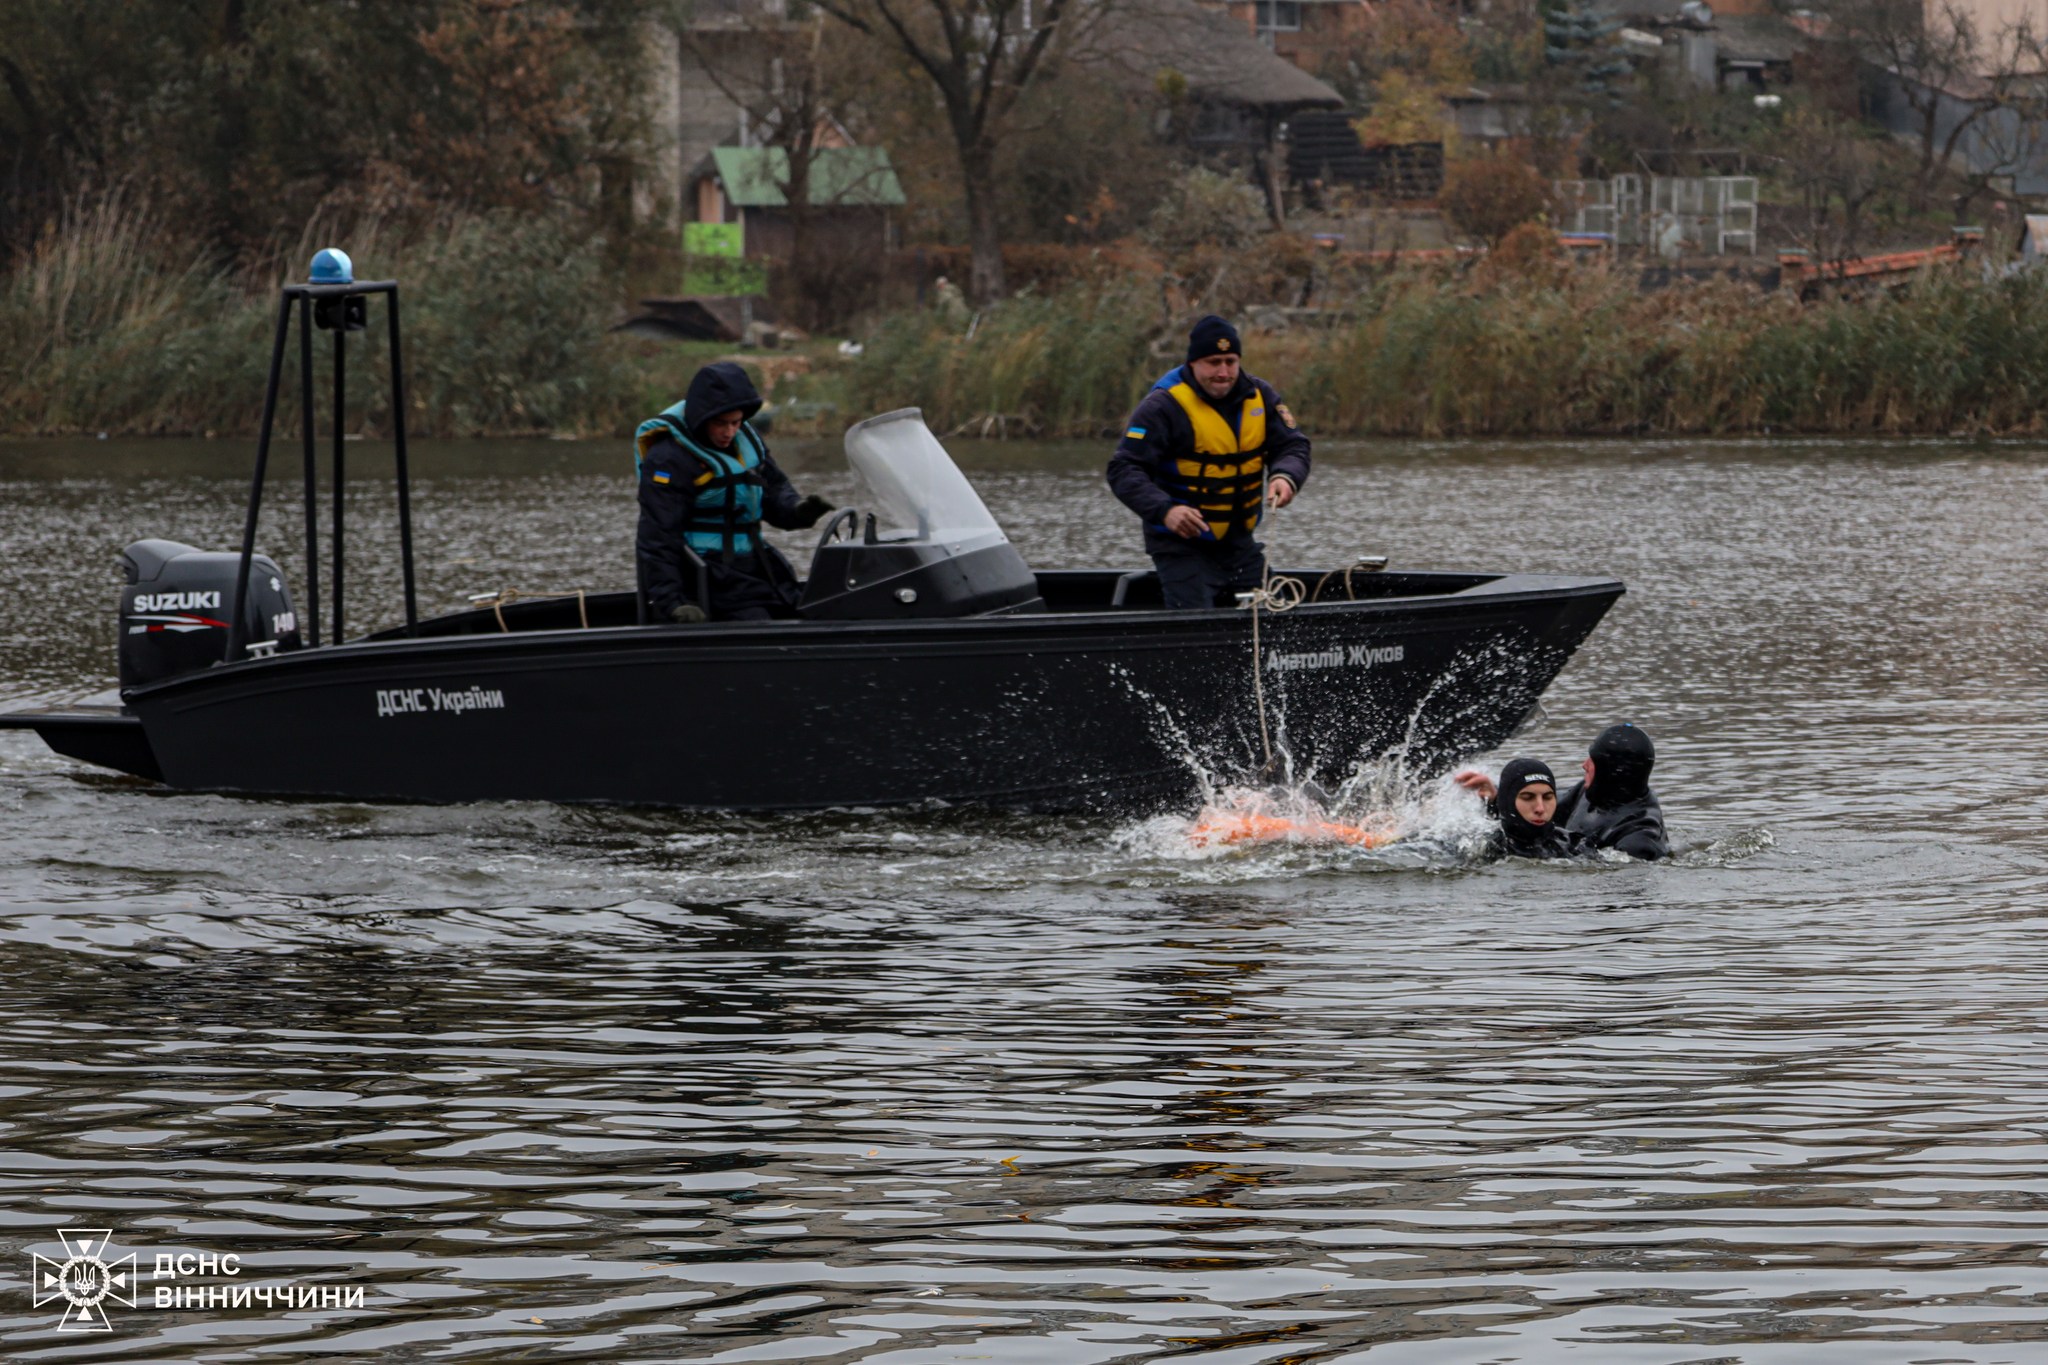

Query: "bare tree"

xmin=809 ymin=0 xmax=1101 ymax=301
xmin=1776 ymin=105 xmax=1909 ymax=265
xmin=680 ymin=5 xmax=877 ymax=302
xmin=1823 ymin=0 xmax=2047 ymax=210
xmin=1928 ymin=42 xmax=2048 ymax=215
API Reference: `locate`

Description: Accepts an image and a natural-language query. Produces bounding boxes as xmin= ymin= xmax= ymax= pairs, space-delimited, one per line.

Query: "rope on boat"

xmin=1242 ymin=461 xmax=1306 ymax=772
xmin=1241 ymin=475 xmax=1388 ymax=771
xmin=1310 ymin=559 xmax=1375 ymax=604
xmin=468 ymin=587 xmax=590 ymax=633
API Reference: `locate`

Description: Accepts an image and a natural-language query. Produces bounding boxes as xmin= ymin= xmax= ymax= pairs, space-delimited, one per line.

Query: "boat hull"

xmin=7 ymin=570 xmax=1622 ymax=811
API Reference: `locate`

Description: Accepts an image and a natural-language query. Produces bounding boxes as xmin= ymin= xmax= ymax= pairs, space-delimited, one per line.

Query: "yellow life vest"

xmin=1164 ymin=381 xmax=1268 ymax=541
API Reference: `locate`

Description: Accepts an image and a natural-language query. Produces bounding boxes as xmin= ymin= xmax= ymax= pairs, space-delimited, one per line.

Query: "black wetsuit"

xmin=1489 ymin=758 xmax=1581 ymax=861
xmin=1556 ymin=783 xmax=1668 ymax=859
xmin=1557 ymin=724 xmax=1670 ymax=860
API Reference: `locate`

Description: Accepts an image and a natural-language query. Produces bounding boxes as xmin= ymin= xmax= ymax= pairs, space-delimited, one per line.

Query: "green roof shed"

xmin=709 ymin=147 xmax=906 ymax=209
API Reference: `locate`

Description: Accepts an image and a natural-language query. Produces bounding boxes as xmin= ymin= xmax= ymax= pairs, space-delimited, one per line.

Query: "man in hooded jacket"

xmin=1554 ymin=723 xmax=1669 ymax=859
xmin=1106 ymin=315 xmax=1311 ymax=609
xmin=1457 ymin=723 xmax=1669 ymax=860
xmin=634 ymin=362 xmax=832 ymax=623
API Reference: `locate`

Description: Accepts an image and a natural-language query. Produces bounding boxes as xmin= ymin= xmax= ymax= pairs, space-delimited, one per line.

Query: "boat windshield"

xmin=843 ymin=409 xmax=1010 ymax=553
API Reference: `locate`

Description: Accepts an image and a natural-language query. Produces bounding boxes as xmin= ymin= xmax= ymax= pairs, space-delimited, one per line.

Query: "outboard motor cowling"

xmin=118 ymin=539 xmax=302 ymax=690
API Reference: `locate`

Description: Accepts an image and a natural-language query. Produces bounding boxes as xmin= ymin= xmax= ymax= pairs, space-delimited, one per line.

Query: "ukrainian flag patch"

xmin=1126 ymin=427 xmax=1147 ymax=439
xmin=651 ymin=470 xmax=671 ymax=484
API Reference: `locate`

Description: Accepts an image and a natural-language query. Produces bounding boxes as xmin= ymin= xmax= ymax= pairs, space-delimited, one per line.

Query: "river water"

xmin=1 ymin=436 xmax=2045 ymax=1362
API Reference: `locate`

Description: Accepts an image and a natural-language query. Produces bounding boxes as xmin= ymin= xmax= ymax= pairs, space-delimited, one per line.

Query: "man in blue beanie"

xmin=1105 ymin=314 xmax=1312 ymax=609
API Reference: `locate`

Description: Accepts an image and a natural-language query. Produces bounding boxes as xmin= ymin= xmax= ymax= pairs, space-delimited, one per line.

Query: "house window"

xmin=1255 ymin=0 xmax=1301 ymax=37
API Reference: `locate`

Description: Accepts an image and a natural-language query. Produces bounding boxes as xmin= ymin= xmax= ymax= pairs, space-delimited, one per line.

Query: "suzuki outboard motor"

xmin=118 ymin=539 xmax=302 ymax=690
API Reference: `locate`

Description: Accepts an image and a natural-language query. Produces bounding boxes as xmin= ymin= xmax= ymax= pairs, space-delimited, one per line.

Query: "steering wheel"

xmin=815 ymin=507 xmax=862 ymax=551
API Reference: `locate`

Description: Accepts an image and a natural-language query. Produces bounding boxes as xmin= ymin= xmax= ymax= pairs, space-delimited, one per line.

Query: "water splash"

xmin=1680 ymin=825 xmax=1777 ymax=866
xmin=1105 ymin=630 xmax=1569 ymax=871
xmin=1115 ymin=757 xmax=1501 ymax=869
xmin=1106 ymin=661 xmax=1223 ymax=808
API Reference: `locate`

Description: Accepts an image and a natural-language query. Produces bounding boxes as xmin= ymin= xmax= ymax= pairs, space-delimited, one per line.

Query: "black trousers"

xmin=643 ymin=542 xmax=800 ymax=622
xmin=1148 ymin=536 xmax=1266 ymax=610
xmin=703 ymin=547 xmax=800 ymax=621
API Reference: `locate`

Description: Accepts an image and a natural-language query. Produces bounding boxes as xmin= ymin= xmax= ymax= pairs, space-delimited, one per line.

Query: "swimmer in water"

xmin=1457 ymin=723 xmax=1668 ymax=860
xmin=1556 ymin=723 xmax=1668 ymax=859
xmin=1486 ymin=758 xmax=1580 ymax=860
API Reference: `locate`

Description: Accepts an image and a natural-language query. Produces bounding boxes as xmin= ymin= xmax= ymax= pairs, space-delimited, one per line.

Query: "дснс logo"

xmin=31 ymin=1229 xmax=137 ymax=1332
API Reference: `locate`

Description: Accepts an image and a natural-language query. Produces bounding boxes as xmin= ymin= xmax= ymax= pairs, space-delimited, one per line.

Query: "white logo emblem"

xmin=31 ymin=1229 xmax=137 ymax=1331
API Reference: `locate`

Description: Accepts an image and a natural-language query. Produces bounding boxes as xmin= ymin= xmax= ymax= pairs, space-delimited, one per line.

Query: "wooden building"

xmin=689 ymin=145 xmax=906 ymax=259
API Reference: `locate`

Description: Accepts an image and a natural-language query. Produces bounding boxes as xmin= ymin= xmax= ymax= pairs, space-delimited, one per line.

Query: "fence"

xmin=1555 ymin=175 xmax=1758 ymax=255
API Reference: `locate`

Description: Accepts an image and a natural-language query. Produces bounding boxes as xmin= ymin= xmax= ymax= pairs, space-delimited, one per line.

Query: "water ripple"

xmin=1 ymin=438 xmax=2046 ymax=1359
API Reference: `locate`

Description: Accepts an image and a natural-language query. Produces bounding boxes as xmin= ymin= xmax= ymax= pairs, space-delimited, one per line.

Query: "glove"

xmin=668 ymin=602 xmax=707 ymax=624
xmin=793 ymin=494 xmax=834 ymax=529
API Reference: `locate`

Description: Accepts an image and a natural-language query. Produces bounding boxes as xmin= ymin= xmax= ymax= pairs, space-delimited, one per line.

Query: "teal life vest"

xmin=633 ymin=400 xmax=768 ymax=560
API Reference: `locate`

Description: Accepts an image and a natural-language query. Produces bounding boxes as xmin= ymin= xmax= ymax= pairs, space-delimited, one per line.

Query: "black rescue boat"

xmin=0 ymin=267 xmax=1623 ymax=810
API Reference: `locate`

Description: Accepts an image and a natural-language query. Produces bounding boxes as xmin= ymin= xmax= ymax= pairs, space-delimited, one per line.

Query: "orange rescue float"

xmin=1187 ymin=808 xmax=1396 ymax=850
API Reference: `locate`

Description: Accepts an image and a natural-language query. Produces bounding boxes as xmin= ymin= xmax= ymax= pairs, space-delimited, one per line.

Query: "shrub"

xmin=1439 ymin=155 xmax=1554 ymax=245
xmin=0 ymin=199 xmax=647 ymax=437
xmin=1145 ymin=169 xmax=1270 ymax=257
xmin=394 ymin=211 xmax=642 ymax=435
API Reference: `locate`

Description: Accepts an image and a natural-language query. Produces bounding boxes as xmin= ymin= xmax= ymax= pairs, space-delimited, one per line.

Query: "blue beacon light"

xmin=307 ymin=249 xmax=366 ymax=331
xmin=310 ymin=248 xmax=354 ymax=285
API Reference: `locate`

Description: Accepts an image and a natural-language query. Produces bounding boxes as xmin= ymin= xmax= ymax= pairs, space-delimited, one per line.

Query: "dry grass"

xmin=0 ymin=198 xmax=651 ymax=437
xmin=15 ymin=207 xmax=2048 ymax=441
xmin=849 ymin=258 xmax=2048 ymax=439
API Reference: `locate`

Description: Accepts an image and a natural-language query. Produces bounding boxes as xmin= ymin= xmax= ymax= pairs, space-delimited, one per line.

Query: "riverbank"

xmin=841 ymin=261 xmax=2048 ymax=439
xmin=11 ymin=208 xmax=2048 ymax=440
xmin=0 ymin=204 xmax=662 ymax=440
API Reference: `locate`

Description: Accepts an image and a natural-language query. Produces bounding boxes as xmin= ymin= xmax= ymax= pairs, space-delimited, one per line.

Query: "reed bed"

xmin=0 ymin=201 xmax=648 ymax=437
xmin=14 ymin=205 xmax=2048 ymax=440
xmin=847 ymin=263 xmax=2048 ymax=439
xmin=844 ymin=284 xmax=1161 ymax=439
xmin=1284 ymin=264 xmax=2048 ymax=436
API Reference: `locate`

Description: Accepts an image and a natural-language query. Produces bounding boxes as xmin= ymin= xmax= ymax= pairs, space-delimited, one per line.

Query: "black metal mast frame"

xmin=228 ymin=280 xmax=419 ymax=662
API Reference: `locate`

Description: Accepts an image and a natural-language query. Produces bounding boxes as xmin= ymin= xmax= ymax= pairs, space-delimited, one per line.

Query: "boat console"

xmin=797 ymin=409 xmax=1043 ymax=621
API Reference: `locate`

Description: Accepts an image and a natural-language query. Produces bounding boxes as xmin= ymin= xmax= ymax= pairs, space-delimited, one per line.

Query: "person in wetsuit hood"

xmin=634 ymin=362 xmax=832 ymax=622
xmin=1489 ymin=758 xmax=1579 ymax=860
xmin=1555 ymin=723 xmax=1669 ymax=860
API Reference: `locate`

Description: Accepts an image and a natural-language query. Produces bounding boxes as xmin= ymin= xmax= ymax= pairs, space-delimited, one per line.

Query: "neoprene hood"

xmin=1496 ymin=757 xmax=1576 ymax=858
xmin=1587 ymin=723 xmax=1655 ymax=807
